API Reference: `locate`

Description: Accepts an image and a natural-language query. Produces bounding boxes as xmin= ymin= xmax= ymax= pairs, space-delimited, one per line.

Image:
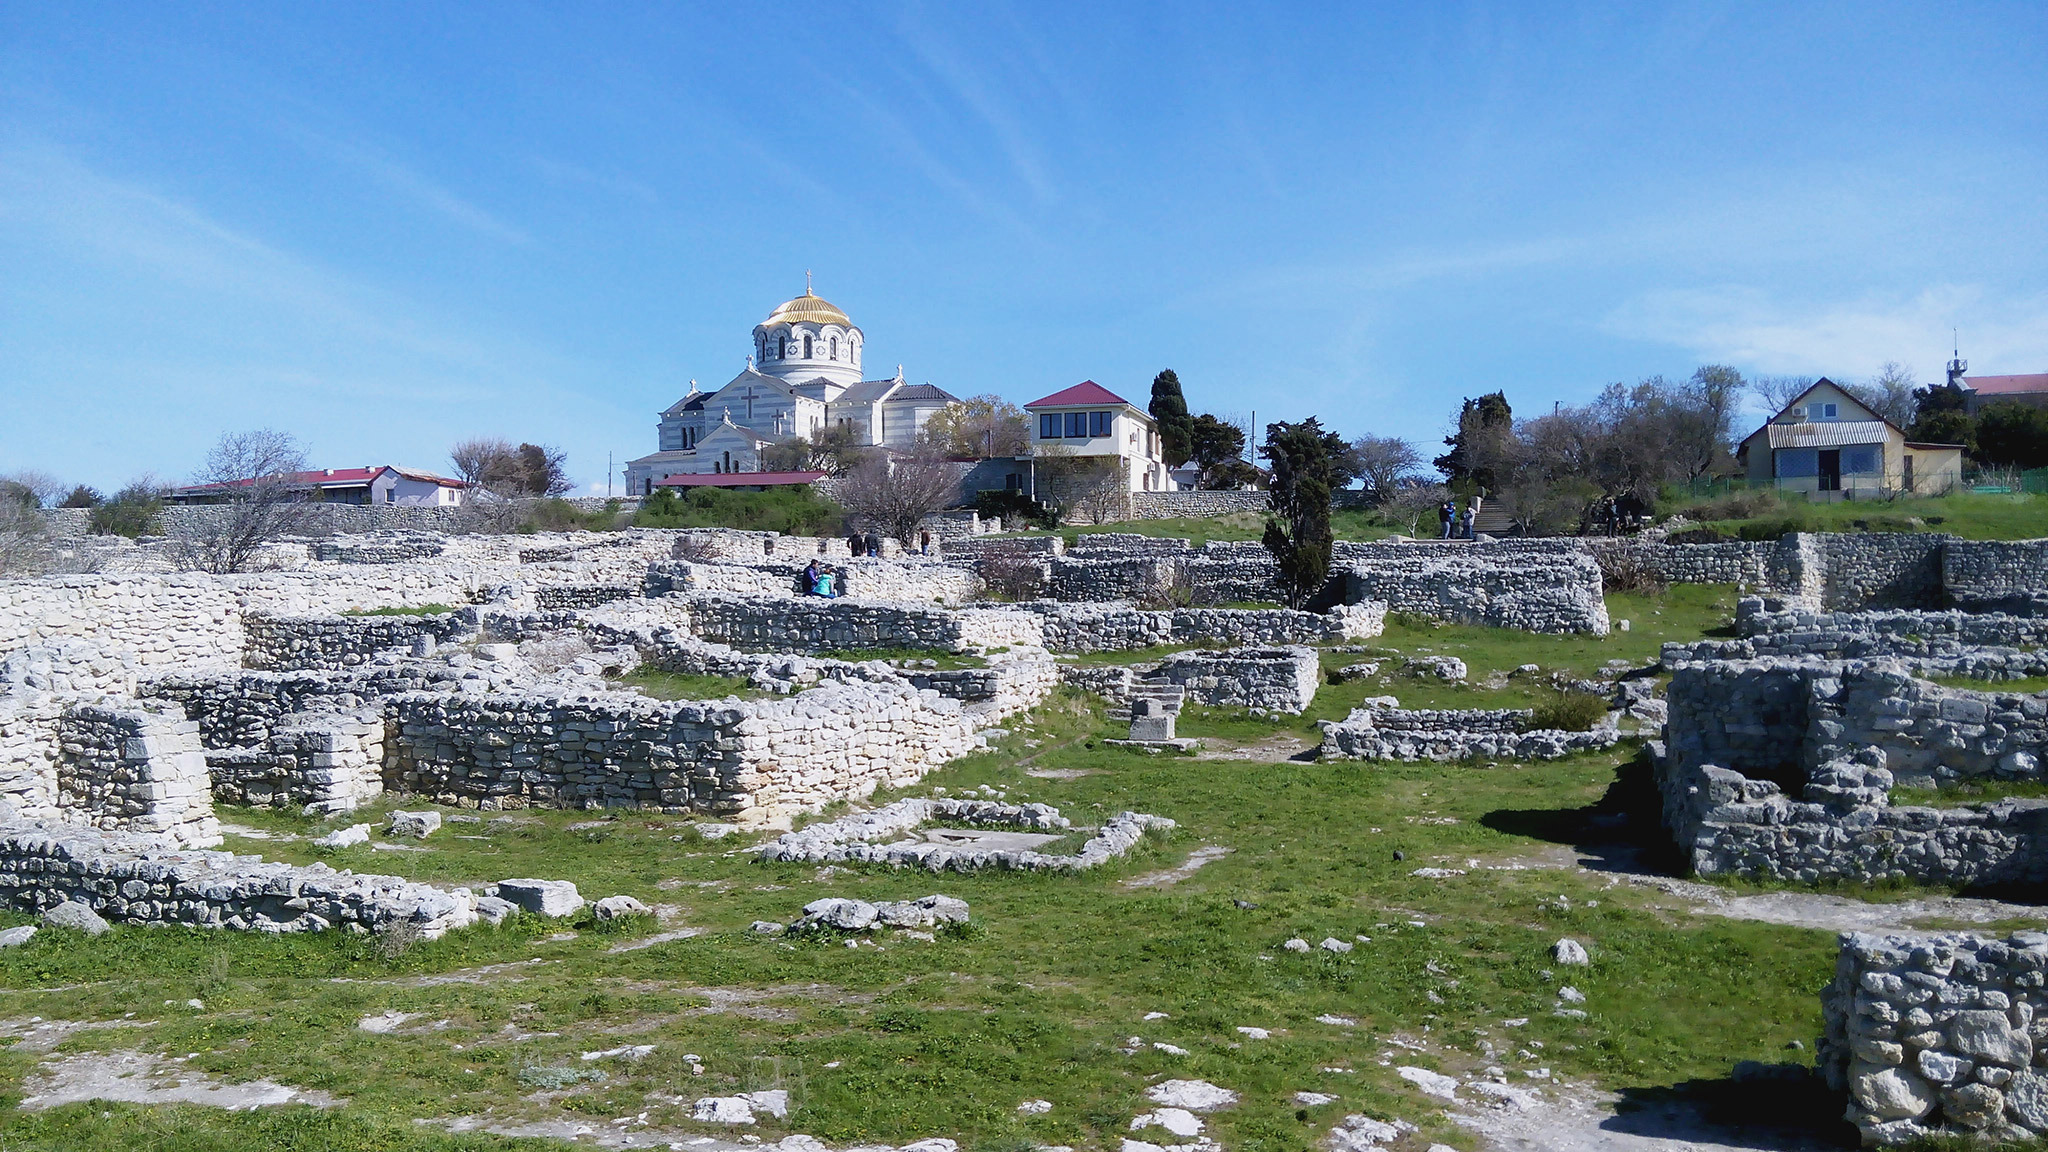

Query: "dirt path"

xmin=1122 ymin=845 xmax=1231 ymax=888
xmin=1454 ymin=1081 xmax=1841 ymax=1152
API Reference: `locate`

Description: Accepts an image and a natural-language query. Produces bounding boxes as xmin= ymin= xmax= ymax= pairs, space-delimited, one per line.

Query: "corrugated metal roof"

xmin=1766 ymin=421 xmax=1891 ymax=449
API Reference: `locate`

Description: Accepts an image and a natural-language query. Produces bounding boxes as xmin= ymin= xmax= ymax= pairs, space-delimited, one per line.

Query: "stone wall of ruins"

xmin=1820 ymin=930 xmax=2048 ymax=1145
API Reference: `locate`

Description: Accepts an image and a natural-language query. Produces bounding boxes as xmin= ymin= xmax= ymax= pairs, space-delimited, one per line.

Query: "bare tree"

xmin=0 ymin=496 xmax=52 ymax=575
xmin=923 ymin=396 xmax=1030 ymax=459
xmin=449 ymin=437 xmax=570 ymax=498
xmin=1347 ymin=435 xmax=1422 ymax=500
xmin=1752 ymin=375 xmax=1817 ymax=414
xmin=1073 ymin=468 xmax=1130 ymax=525
xmin=2 ymin=470 xmax=63 ymax=509
xmin=1841 ymin=361 xmax=1919 ymax=426
xmin=1381 ymin=482 xmax=1449 ymax=538
xmin=174 ymin=430 xmax=312 ymax=573
xmin=834 ymin=449 xmax=959 ymax=547
xmin=450 ymin=437 xmax=514 ymax=490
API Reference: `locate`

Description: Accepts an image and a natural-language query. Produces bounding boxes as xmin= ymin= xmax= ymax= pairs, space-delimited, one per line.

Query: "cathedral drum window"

xmin=803 ymin=335 xmax=813 ymax=358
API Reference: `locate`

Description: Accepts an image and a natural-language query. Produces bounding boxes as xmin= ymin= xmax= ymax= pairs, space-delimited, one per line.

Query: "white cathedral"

xmin=623 ymin=286 xmax=959 ymax=494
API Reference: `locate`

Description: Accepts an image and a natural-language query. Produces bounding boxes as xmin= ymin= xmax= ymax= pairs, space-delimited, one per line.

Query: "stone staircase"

xmin=1107 ymin=680 xmax=1186 ymax=723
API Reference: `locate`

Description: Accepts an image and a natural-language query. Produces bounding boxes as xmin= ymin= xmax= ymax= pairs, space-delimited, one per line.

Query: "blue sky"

xmin=3 ymin=2 xmax=2045 ymax=493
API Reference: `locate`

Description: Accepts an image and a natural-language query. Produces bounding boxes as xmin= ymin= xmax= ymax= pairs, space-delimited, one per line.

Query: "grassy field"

xmin=0 ymin=580 xmax=1895 ymax=1152
xmin=1671 ymin=490 xmax=2048 ymax=541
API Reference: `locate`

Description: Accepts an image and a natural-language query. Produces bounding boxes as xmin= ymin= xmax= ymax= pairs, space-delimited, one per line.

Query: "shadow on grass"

xmin=1606 ymin=1066 xmax=1855 ymax=1149
xmin=1478 ymin=747 xmax=1690 ymax=877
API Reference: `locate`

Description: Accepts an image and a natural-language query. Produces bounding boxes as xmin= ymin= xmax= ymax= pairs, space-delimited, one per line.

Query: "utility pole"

xmin=607 ymin=452 xmax=613 ymax=499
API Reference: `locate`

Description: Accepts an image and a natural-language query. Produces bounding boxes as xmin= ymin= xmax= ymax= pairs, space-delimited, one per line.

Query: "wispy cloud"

xmin=284 ymin=126 xmax=529 ymax=244
xmin=0 ymin=145 xmax=615 ymax=485
xmin=1605 ymin=284 xmax=2048 ymax=378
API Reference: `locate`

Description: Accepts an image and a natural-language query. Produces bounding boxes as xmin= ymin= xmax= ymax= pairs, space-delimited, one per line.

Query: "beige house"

xmin=1737 ymin=379 xmax=1964 ymax=499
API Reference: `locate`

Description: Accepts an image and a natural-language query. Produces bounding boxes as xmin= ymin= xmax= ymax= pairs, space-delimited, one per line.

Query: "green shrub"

xmin=1523 ymin=690 xmax=1609 ymax=732
xmin=89 ymin=481 xmax=164 ymax=538
xmin=634 ymin=486 xmax=843 ymax=535
xmin=519 ymin=497 xmax=621 ymax=533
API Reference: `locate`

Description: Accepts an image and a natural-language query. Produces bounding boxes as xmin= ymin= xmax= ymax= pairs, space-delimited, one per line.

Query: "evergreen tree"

xmin=1148 ymin=370 xmax=1196 ymax=469
xmin=1974 ymin=402 xmax=2048 ymax=470
xmin=1432 ymin=392 xmax=1515 ymax=491
xmin=1907 ymin=381 xmax=1977 ymax=455
xmin=1259 ymin=418 xmax=1343 ymax=609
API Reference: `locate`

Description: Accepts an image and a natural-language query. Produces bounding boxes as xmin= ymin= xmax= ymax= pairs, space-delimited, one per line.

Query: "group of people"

xmin=1438 ymin=495 xmax=1483 ymax=540
xmin=800 ymin=559 xmax=851 ymax=598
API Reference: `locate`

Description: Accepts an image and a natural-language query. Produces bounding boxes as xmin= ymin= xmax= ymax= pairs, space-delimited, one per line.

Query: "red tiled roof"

xmin=173 ymin=466 xmax=467 ymax=494
xmin=1964 ymin=373 xmax=2048 ymax=396
xmin=1025 ymin=380 xmax=1129 ymax=408
xmin=653 ymin=471 xmax=827 ymax=488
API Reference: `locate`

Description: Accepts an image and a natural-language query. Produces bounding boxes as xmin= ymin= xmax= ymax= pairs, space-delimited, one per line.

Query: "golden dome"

xmin=761 ymin=292 xmax=852 ymax=328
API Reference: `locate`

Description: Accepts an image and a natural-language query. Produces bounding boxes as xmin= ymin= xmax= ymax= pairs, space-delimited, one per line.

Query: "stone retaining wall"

xmin=1126 ymin=490 xmax=1269 ymax=519
xmin=1340 ymin=544 xmax=1611 ymax=635
xmin=0 ymin=823 xmax=477 ymax=935
xmin=1021 ymin=600 xmax=1383 ymax=653
xmin=1819 ymin=929 xmax=2048 ymax=1146
xmin=1318 ymin=705 xmax=1621 ymax=761
xmin=53 ymin=703 xmax=219 ymax=848
xmin=206 ymin=710 xmax=386 ymax=814
xmin=384 ymin=679 xmax=983 ymax=825
xmin=1156 ymin=646 xmax=1321 ymax=713
xmin=241 ymin=610 xmax=477 ymax=672
xmin=675 ymin=594 xmax=1042 ymax=655
xmin=647 ymin=559 xmax=980 ymax=605
xmin=1945 ymin=539 xmax=2048 ymax=614
xmin=1657 ymin=659 xmax=2048 ymax=884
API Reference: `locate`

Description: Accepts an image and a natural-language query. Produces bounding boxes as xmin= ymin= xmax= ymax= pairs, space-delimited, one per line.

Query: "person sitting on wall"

xmin=814 ymin=566 xmax=835 ymax=598
xmin=801 ymin=559 xmax=820 ymax=596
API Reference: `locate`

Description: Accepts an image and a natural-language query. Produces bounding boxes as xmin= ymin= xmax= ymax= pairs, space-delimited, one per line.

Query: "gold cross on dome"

xmin=805 ymin=269 xmax=812 ymax=295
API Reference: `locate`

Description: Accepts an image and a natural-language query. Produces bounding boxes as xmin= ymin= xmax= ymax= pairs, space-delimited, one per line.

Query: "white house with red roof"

xmin=1024 ymin=380 xmax=1170 ymax=494
xmin=170 ymin=466 xmax=467 ymax=506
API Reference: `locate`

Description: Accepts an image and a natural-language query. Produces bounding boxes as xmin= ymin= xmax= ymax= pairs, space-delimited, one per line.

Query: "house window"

xmin=1065 ymin=412 xmax=1087 ymax=438
xmin=1843 ymin=445 xmax=1880 ymax=474
xmin=1809 ymin=402 xmax=1838 ymax=420
xmin=1040 ymin=413 xmax=1060 ymax=439
xmin=1089 ymin=411 xmax=1110 ymax=437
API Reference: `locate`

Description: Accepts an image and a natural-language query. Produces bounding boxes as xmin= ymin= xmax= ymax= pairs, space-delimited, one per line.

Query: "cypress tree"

xmin=1260 ymin=418 xmax=1342 ymax=609
xmin=1149 ymin=370 xmax=1196 ymax=469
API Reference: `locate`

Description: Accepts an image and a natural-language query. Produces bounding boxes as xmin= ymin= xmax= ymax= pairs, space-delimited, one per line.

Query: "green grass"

xmin=615 ymin=667 xmax=767 ymax=701
xmin=1890 ymin=778 xmax=2048 ymax=808
xmin=0 ymin=728 xmax=1839 ymax=1152
xmin=1045 ymin=509 xmax=1397 ymax=548
xmin=815 ymin=647 xmax=985 ymax=669
xmin=0 ymin=580 xmax=1856 ymax=1152
xmin=1168 ymin=583 xmax=1734 ymax=742
xmin=1929 ymin=673 xmax=2048 ymax=694
xmin=340 ymin=604 xmax=456 ymax=617
xmin=1676 ymin=490 xmax=2048 ymax=541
